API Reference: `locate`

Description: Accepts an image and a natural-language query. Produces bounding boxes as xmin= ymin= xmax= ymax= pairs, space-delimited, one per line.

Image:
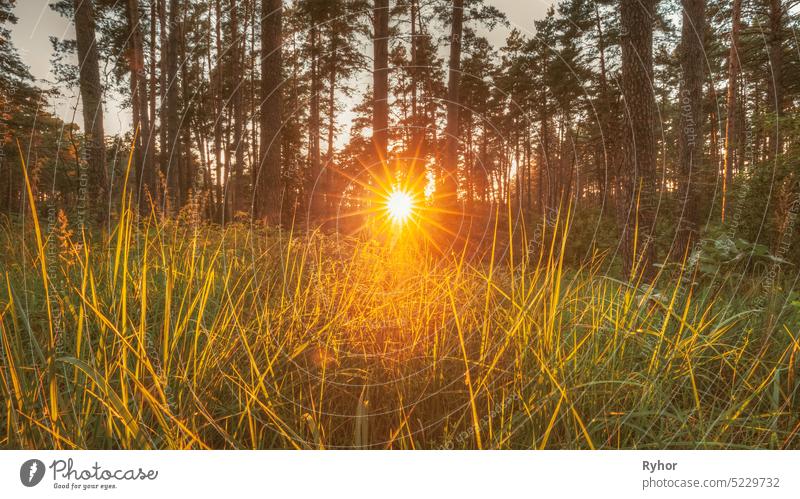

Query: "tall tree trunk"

xmin=213 ymin=0 xmax=223 ymax=219
xmin=767 ymin=0 xmax=784 ymax=158
xmin=372 ymin=0 xmax=389 ymax=177
xmin=539 ymin=95 xmax=551 ymax=213
xmin=249 ymin=0 xmax=259 ymax=183
xmin=619 ymin=0 xmax=657 ymax=280
xmin=126 ymin=0 xmax=155 ymax=209
xmin=230 ymin=0 xmax=245 ymax=216
xmin=308 ymin=25 xmax=322 ymax=216
xmin=258 ymin=0 xmax=283 ymax=223
xmin=441 ymin=0 xmax=463 ymax=209
xmin=158 ymin=0 xmax=168 ymax=206
xmin=595 ymin=4 xmax=612 ymax=207
xmin=676 ymin=0 xmax=706 ymax=257
xmin=721 ymin=0 xmax=741 ymax=222
xmin=708 ymin=78 xmax=720 ymax=189
xmin=73 ymin=0 xmax=107 ymax=212
xmin=524 ymin=122 xmax=531 ymax=212
xmin=149 ymin=0 xmax=157 ymax=159
xmin=326 ymin=35 xmax=337 ymax=214
xmin=408 ymin=0 xmax=423 ymax=181
xmin=165 ymin=0 xmax=182 ymax=211
xmin=562 ymin=122 xmax=575 ymax=207
xmin=409 ymin=0 xmax=417 ymax=125
xmin=179 ymin=0 xmax=192 ymax=206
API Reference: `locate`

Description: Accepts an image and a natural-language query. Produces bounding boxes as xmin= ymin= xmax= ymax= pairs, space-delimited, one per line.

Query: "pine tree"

xmin=721 ymin=0 xmax=742 ymax=222
xmin=73 ymin=0 xmax=108 ymax=213
xmin=675 ymin=0 xmax=706 ymax=255
xmin=619 ymin=0 xmax=658 ymax=279
xmin=441 ymin=0 xmax=463 ymax=209
xmin=373 ymin=0 xmax=390 ymax=178
xmin=257 ymin=0 xmax=283 ymax=223
xmin=125 ymin=0 xmax=155 ymax=208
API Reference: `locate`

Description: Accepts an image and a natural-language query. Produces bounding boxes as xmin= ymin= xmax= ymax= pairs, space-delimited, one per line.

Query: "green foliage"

xmin=688 ymin=227 xmax=790 ymax=277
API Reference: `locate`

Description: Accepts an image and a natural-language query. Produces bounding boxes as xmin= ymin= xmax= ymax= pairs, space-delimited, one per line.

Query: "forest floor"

xmin=0 ymin=208 xmax=799 ymax=449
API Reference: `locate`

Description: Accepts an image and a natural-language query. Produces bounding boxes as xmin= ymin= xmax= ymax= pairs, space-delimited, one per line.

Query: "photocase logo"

xmin=20 ymin=459 xmax=46 ymax=487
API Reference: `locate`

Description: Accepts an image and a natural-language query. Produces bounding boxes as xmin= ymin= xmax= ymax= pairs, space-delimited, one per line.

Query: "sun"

xmin=385 ymin=189 xmax=414 ymax=224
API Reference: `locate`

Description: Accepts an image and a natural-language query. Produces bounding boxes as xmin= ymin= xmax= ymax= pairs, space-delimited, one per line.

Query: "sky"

xmin=9 ymin=0 xmax=555 ymax=136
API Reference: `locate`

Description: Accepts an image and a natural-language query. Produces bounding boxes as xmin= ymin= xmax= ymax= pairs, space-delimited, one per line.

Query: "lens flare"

xmin=385 ymin=190 xmax=414 ymax=224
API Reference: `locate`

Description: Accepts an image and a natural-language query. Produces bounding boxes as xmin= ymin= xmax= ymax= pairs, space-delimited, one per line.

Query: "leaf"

xmin=765 ymin=255 xmax=792 ymax=265
xmin=57 ymin=356 xmax=141 ymax=443
xmin=353 ymin=386 xmax=369 ymax=449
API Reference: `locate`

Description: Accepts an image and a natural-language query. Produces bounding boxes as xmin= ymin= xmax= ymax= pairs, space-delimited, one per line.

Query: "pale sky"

xmin=9 ymin=0 xmax=555 ymax=136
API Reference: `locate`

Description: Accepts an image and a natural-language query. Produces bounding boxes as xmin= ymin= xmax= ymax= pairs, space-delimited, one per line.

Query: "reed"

xmin=0 ymin=158 xmax=798 ymax=450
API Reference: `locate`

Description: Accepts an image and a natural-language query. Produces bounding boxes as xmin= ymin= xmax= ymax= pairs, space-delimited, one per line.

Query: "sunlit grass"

xmin=0 ymin=157 xmax=798 ymax=450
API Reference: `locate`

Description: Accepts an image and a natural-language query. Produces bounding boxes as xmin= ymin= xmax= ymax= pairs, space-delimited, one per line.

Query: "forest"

xmin=0 ymin=0 xmax=799 ymax=449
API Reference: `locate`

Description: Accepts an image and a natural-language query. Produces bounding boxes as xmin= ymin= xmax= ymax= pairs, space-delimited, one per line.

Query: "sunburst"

xmin=385 ymin=189 xmax=414 ymax=224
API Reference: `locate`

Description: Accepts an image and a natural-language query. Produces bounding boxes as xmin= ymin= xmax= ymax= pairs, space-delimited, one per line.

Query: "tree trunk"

xmin=158 ymin=0 xmax=168 ymax=206
xmin=213 ymin=0 xmax=223 ymax=219
xmin=165 ymin=0 xmax=182 ymax=211
xmin=767 ymin=0 xmax=784 ymax=158
xmin=126 ymin=0 xmax=155 ymax=209
xmin=539 ymin=104 xmax=551 ymax=213
xmin=179 ymin=1 xmax=192 ymax=206
xmin=149 ymin=0 xmax=157 ymax=165
xmin=326 ymin=35 xmax=337 ymax=214
xmin=258 ymin=0 xmax=283 ymax=223
xmin=73 ymin=0 xmax=107 ymax=212
xmin=721 ymin=0 xmax=741 ymax=222
xmin=441 ymin=0 xmax=463 ymax=209
xmin=372 ymin=0 xmax=389 ymax=177
xmin=408 ymin=0 xmax=424 ymax=181
xmin=230 ymin=0 xmax=245 ymax=216
xmin=619 ymin=0 xmax=657 ymax=280
xmin=308 ymin=25 xmax=322 ymax=216
xmin=595 ymin=4 xmax=612 ymax=208
xmin=676 ymin=0 xmax=706 ymax=257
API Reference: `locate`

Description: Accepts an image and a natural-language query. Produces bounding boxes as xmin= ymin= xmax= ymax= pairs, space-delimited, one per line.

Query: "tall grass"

xmin=1 ymin=166 xmax=798 ymax=449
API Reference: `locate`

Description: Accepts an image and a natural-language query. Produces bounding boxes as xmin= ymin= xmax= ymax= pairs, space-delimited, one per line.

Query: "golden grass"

xmin=0 ymin=159 xmax=798 ymax=449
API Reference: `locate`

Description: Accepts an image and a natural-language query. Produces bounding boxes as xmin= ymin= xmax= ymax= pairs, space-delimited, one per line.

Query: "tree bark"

xmin=721 ymin=0 xmax=741 ymax=222
xmin=325 ymin=33 xmax=337 ymax=214
xmin=441 ymin=0 xmax=463 ymax=209
xmin=408 ymin=0 xmax=423 ymax=181
xmin=619 ymin=0 xmax=657 ymax=280
xmin=126 ymin=0 xmax=155 ymax=209
xmin=165 ymin=0 xmax=182 ymax=211
xmin=149 ymin=0 xmax=157 ymax=166
xmin=258 ymin=0 xmax=283 ymax=223
xmin=308 ymin=25 xmax=322 ymax=216
xmin=73 ymin=0 xmax=107 ymax=210
xmin=767 ymin=0 xmax=784 ymax=158
xmin=179 ymin=1 xmax=192 ymax=207
xmin=676 ymin=0 xmax=706 ymax=257
xmin=594 ymin=4 xmax=612 ymax=207
xmin=230 ymin=0 xmax=245 ymax=216
xmin=213 ymin=0 xmax=223 ymax=219
xmin=372 ymin=0 xmax=389 ymax=177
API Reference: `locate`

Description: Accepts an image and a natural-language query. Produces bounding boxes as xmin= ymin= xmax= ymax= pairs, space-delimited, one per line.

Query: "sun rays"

xmin=310 ymin=153 xmax=467 ymax=252
xmin=385 ymin=189 xmax=415 ymax=224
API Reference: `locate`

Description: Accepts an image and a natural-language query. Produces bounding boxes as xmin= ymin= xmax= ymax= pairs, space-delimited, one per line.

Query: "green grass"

xmin=0 ymin=173 xmax=799 ymax=449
